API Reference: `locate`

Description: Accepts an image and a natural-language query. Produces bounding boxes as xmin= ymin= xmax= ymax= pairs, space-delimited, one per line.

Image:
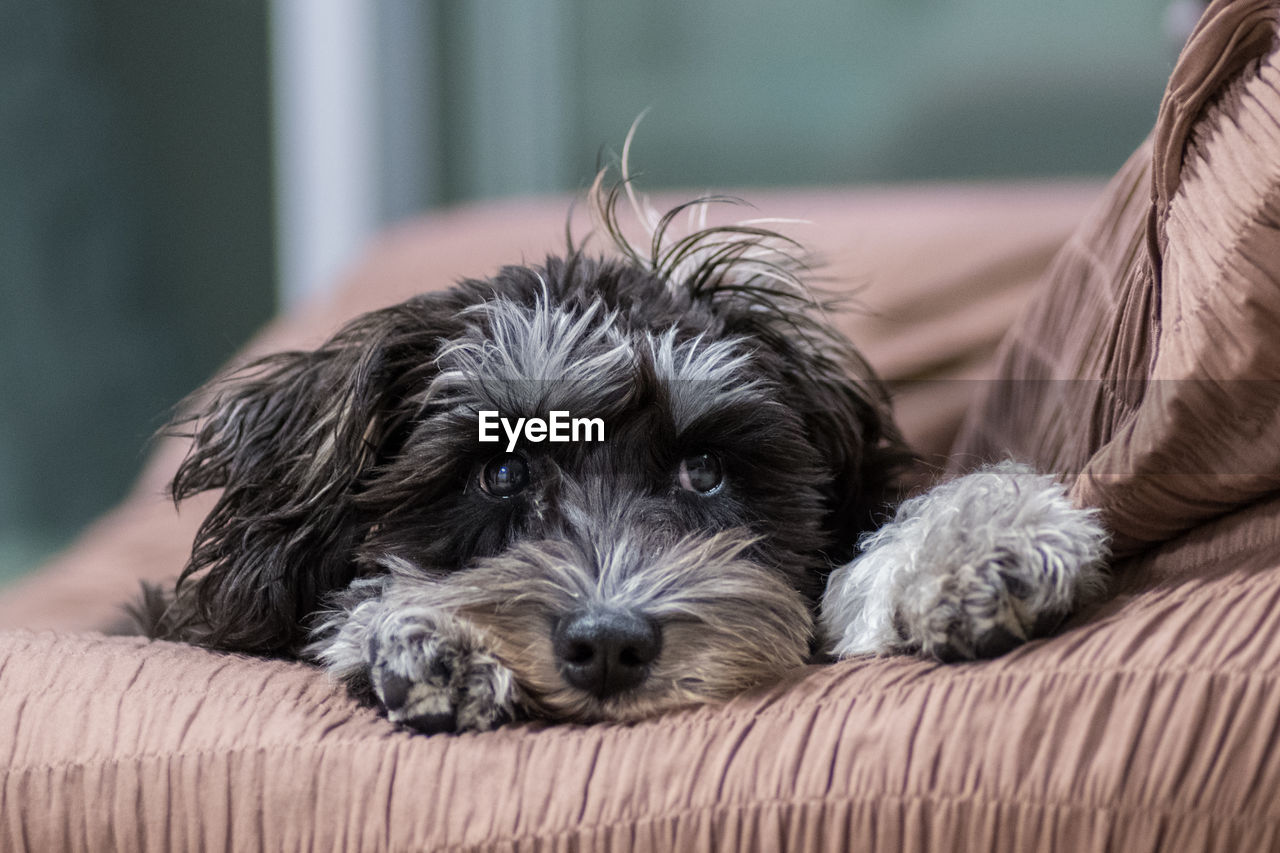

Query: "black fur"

xmin=135 ymin=190 xmax=909 ymax=726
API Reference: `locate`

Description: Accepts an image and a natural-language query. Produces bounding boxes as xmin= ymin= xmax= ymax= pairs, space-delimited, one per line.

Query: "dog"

xmin=136 ymin=169 xmax=1108 ymax=734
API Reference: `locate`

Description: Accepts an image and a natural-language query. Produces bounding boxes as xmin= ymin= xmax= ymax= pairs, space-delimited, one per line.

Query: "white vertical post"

xmin=269 ymin=0 xmax=380 ymax=311
xmin=375 ymin=0 xmax=439 ymax=223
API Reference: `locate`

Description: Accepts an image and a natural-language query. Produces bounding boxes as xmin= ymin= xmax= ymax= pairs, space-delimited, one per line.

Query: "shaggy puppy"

xmin=137 ymin=176 xmax=1106 ymax=734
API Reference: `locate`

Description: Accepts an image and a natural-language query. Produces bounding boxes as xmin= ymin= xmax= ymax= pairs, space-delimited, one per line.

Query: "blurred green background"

xmin=0 ymin=0 xmax=1180 ymax=583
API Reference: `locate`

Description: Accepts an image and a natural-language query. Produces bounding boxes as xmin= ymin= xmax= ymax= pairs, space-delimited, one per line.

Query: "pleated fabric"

xmin=5 ymin=491 xmax=1280 ymax=852
xmin=951 ymin=0 xmax=1280 ymax=557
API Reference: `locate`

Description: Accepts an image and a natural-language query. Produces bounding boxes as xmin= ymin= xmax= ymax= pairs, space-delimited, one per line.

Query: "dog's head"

xmin=151 ymin=181 xmax=906 ymax=722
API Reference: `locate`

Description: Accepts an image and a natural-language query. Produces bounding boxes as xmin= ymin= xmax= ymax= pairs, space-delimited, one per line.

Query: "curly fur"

xmin=133 ymin=160 xmax=916 ymax=732
xmin=134 ymin=154 xmax=1108 ymax=734
xmin=821 ymin=461 xmax=1110 ymax=661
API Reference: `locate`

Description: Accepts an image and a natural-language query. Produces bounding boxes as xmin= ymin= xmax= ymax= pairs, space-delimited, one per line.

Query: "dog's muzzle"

xmin=552 ymin=608 xmax=662 ymax=698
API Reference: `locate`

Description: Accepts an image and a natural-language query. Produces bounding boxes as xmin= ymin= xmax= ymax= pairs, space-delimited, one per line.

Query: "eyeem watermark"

xmin=478 ymin=410 xmax=605 ymax=452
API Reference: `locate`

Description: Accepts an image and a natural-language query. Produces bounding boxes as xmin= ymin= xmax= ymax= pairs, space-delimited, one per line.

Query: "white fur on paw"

xmin=821 ymin=461 xmax=1109 ymax=660
xmin=368 ymin=613 xmax=518 ymax=734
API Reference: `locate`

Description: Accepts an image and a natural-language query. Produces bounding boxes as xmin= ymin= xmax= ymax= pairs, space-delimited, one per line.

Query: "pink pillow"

xmin=951 ymin=0 xmax=1280 ymax=556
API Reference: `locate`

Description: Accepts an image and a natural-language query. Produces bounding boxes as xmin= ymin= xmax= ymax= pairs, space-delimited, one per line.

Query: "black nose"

xmin=553 ymin=609 xmax=662 ymax=698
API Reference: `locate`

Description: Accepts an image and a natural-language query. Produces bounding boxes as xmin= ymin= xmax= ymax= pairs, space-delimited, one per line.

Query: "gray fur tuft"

xmin=821 ymin=461 xmax=1110 ymax=661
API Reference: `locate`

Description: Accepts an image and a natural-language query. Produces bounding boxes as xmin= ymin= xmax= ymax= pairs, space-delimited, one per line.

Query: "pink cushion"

xmin=951 ymin=0 xmax=1280 ymax=556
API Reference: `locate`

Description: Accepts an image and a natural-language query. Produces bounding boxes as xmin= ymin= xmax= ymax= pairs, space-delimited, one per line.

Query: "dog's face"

xmin=154 ymin=197 xmax=903 ymax=723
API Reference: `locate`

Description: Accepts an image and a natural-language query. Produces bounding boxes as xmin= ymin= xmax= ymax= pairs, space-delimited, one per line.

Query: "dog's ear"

xmin=786 ymin=353 xmax=910 ymax=561
xmin=150 ymin=298 xmax=459 ymax=654
xmin=715 ymin=295 xmax=911 ymax=566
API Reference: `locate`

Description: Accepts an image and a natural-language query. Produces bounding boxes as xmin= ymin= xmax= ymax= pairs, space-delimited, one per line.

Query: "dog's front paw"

xmin=367 ymin=613 xmax=519 ymax=734
xmin=821 ymin=462 xmax=1109 ymax=661
xmin=879 ymin=542 xmax=1084 ymax=662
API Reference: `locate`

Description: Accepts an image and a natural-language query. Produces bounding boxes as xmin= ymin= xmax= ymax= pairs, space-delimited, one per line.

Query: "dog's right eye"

xmin=677 ymin=452 xmax=724 ymax=495
xmin=480 ymin=453 xmax=530 ymax=498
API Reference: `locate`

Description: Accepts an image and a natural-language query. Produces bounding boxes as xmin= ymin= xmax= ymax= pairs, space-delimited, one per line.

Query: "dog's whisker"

xmin=136 ymin=151 xmax=910 ymax=734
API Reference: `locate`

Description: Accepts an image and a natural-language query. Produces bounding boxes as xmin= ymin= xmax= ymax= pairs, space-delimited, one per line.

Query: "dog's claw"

xmin=375 ymin=670 xmax=413 ymax=710
xmin=400 ymin=710 xmax=458 ymax=735
xmin=969 ymin=621 xmax=1025 ymax=660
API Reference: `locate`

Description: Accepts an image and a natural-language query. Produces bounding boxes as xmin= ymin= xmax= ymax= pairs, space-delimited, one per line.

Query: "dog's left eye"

xmin=481 ymin=453 xmax=530 ymax=498
xmin=677 ymin=453 xmax=724 ymax=495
